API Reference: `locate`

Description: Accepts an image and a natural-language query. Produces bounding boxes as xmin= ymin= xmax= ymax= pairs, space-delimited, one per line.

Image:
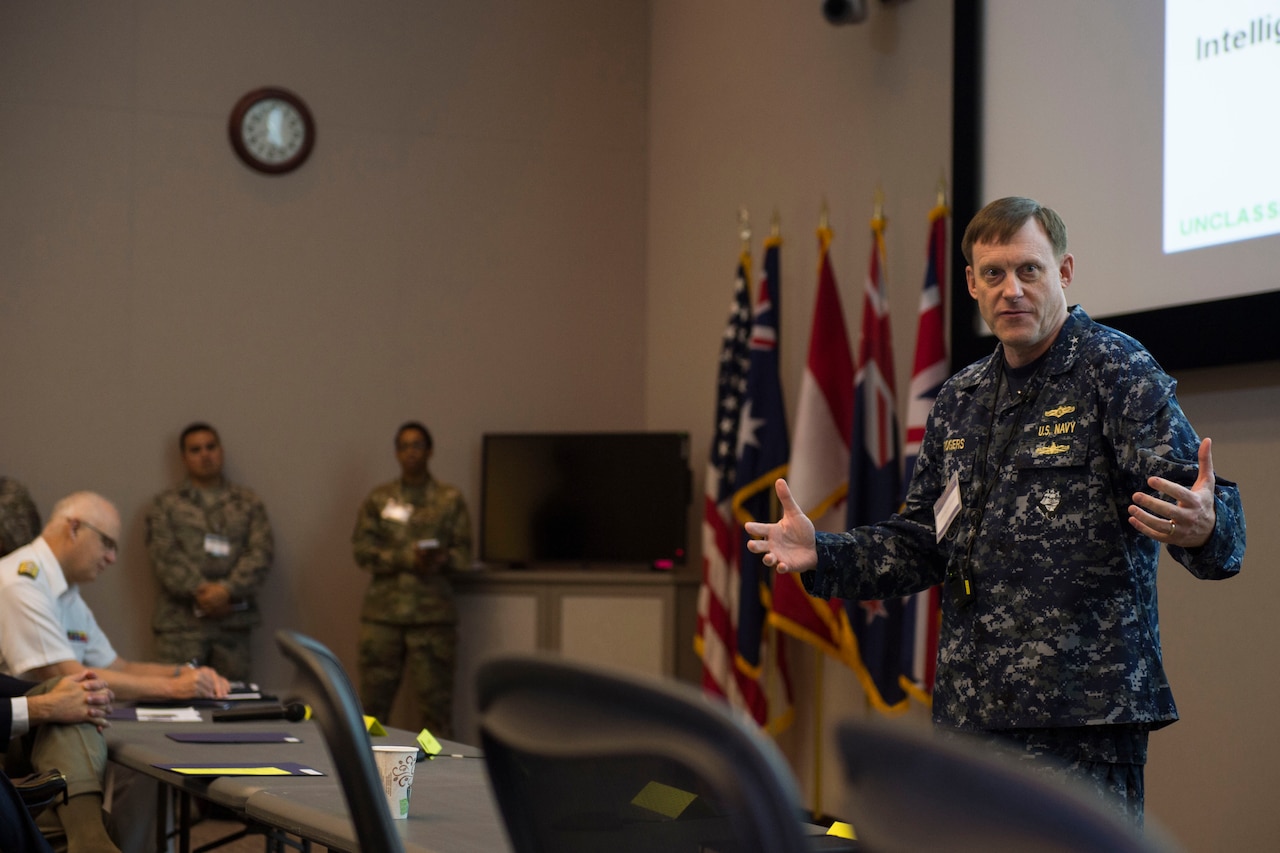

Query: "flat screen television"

xmin=480 ymin=432 xmax=692 ymax=568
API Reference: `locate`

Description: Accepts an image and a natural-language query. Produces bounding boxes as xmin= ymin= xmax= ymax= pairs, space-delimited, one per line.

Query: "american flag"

xmin=695 ymin=246 xmax=755 ymax=712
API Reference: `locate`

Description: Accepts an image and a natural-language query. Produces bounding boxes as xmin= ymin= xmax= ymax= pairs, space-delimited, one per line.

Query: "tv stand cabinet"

xmin=450 ymin=566 xmax=700 ymax=743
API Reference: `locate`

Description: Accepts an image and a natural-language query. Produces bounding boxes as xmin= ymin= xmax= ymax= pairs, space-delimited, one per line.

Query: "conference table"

xmin=104 ymin=712 xmax=513 ymax=853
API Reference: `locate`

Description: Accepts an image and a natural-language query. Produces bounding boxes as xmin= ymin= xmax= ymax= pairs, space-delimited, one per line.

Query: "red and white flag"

xmin=771 ymin=223 xmax=854 ymax=658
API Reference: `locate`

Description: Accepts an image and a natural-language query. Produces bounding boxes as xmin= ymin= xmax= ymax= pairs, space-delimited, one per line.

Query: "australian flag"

xmin=730 ymin=233 xmax=790 ymax=727
xmin=845 ymin=211 xmax=908 ymax=713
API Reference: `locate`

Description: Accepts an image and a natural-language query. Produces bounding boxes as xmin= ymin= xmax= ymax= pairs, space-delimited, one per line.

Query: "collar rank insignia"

xmin=17 ymin=561 xmax=39 ymax=580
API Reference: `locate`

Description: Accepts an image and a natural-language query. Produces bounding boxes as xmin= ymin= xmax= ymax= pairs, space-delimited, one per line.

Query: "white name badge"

xmin=381 ymin=499 xmax=412 ymax=524
xmin=933 ymin=472 xmax=963 ymax=543
xmin=204 ymin=534 xmax=231 ymax=558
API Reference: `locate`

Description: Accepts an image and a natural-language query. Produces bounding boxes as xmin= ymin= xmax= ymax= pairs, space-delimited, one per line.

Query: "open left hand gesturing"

xmin=1128 ymin=437 xmax=1216 ymax=548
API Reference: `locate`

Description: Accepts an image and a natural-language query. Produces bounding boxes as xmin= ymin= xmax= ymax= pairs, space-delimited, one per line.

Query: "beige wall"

xmin=0 ymin=0 xmax=649 ymax=700
xmin=2 ymin=1 xmax=1278 ymax=849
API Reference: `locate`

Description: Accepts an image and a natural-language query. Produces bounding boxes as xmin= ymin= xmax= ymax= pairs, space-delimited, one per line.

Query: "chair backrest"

xmin=275 ymin=629 xmax=404 ymax=853
xmin=475 ymin=653 xmax=815 ymax=853
xmin=835 ymin=718 xmax=1181 ymax=853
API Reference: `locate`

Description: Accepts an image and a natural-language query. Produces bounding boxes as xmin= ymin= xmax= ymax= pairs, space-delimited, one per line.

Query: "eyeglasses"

xmin=74 ymin=519 xmax=118 ymax=554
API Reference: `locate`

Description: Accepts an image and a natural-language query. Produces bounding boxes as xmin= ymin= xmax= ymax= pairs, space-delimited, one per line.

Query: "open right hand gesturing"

xmin=744 ymin=479 xmax=819 ymax=575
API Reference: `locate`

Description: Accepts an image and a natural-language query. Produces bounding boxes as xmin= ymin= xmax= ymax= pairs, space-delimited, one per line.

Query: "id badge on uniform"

xmin=381 ymin=499 xmax=412 ymax=524
xmin=933 ymin=472 xmax=963 ymax=543
xmin=204 ymin=534 xmax=231 ymax=558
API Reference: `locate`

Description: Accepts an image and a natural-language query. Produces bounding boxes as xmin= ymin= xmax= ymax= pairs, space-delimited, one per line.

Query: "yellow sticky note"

xmin=630 ymin=781 xmax=698 ymax=819
xmin=417 ymin=728 xmax=442 ymax=756
xmin=827 ymin=821 xmax=857 ymax=840
xmin=363 ymin=715 xmax=387 ymax=736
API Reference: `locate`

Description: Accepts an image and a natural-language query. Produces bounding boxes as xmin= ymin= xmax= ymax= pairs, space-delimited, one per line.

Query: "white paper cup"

xmin=372 ymin=745 xmax=418 ymax=819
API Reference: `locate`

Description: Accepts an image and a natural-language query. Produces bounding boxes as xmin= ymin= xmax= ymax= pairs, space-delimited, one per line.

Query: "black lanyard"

xmin=949 ymin=361 xmax=1040 ymax=610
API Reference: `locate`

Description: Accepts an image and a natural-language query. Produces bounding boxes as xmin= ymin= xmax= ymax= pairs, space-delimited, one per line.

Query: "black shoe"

xmin=14 ymin=768 xmax=68 ymax=817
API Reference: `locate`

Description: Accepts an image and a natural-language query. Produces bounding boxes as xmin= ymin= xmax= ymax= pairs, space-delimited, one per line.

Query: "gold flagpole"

xmin=813 ymin=645 xmax=826 ymax=819
xmin=810 ymin=199 xmax=830 ymax=821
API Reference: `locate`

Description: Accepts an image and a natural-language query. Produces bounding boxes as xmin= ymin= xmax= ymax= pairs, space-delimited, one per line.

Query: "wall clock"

xmin=228 ymin=87 xmax=315 ymax=175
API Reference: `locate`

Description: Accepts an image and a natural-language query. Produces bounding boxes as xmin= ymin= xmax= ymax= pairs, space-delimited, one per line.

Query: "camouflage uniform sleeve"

xmin=1169 ymin=479 xmax=1245 ymax=578
xmin=807 ymin=520 xmax=944 ymax=601
xmin=223 ymin=492 xmax=274 ymax=599
xmin=352 ymin=487 xmax=414 ymax=575
xmin=803 ymin=398 xmax=951 ymax=602
xmin=145 ymin=493 xmax=207 ymax=599
xmin=1104 ymin=350 xmax=1245 ymax=581
xmin=1140 ymin=434 xmax=1245 ymax=580
xmin=0 ymin=479 xmax=41 ymax=557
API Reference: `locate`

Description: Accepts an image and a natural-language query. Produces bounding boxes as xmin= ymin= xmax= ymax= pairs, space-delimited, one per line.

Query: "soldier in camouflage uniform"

xmin=145 ymin=424 xmax=274 ymax=682
xmin=0 ymin=477 xmax=42 ymax=558
xmin=746 ymin=197 xmax=1245 ymax=825
xmin=352 ymin=422 xmax=471 ymax=737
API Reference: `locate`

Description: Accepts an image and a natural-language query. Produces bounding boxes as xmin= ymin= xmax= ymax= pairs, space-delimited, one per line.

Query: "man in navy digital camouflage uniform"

xmin=746 ymin=196 xmax=1245 ymax=824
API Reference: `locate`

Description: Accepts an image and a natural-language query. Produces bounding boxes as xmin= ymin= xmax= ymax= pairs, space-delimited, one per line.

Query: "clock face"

xmin=229 ymin=87 xmax=315 ymax=174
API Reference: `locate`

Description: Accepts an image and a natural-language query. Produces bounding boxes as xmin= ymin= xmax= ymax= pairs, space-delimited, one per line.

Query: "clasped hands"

xmin=412 ymin=542 xmax=448 ymax=574
xmin=194 ymin=581 xmax=233 ymax=618
xmin=32 ymin=671 xmax=115 ymax=731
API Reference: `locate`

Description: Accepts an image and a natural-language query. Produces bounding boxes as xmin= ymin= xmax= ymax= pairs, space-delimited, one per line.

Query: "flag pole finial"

xmin=936 ymin=173 xmax=948 ymax=209
xmin=771 ymin=208 xmax=781 ymax=239
xmin=738 ymin=206 xmax=751 ymax=249
xmin=819 ymin=198 xmax=830 ymax=231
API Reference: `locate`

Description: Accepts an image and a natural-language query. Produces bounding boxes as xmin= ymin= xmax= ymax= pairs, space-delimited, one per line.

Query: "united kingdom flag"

xmin=898 ymin=200 xmax=950 ymax=702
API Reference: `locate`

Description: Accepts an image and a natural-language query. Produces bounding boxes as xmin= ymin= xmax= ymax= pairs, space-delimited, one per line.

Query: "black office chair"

xmin=275 ymin=629 xmax=404 ymax=853
xmin=835 ymin=718 xmax=1181 ymax=853
xmin=476 ymin=653 xmax=836 ymax=853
